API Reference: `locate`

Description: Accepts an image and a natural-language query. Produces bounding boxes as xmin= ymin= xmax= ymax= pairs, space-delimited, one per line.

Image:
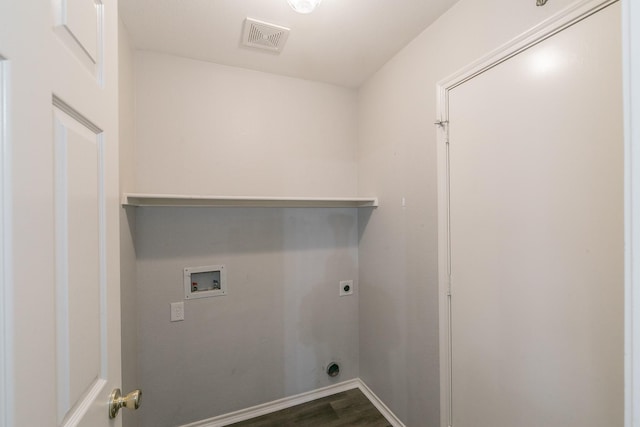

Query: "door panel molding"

xmin=435 ymin=1 xmax=619 ymax=426
xmin=53 ymin=95 xmax=102 ymax=134
xmin=53 ymin=0 xmax=104 ymax=80
xmin=53 ymin=105 xmax=107 ymax=425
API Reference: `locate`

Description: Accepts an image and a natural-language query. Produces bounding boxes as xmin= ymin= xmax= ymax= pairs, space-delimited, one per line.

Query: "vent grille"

xmin=242 ymin=18 xmax=290 ymax=52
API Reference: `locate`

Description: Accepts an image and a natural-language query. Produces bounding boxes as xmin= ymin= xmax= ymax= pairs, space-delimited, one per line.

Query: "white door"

xmin=448 ymin=3 xmax=623 ymax=426
xmin=0 ymin=1 xmax=122 ymax=426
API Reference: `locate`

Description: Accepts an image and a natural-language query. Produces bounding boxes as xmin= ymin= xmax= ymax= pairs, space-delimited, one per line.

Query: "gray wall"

xmin=135 ymin=207 xmax=359 ymax=426
xmin=356 ymin=0 xmax=577 ymax=425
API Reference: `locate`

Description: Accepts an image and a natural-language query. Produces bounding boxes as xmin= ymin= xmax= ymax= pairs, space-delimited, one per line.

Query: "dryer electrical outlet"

xmin=339 ymin=280 xmax=354 ymax=296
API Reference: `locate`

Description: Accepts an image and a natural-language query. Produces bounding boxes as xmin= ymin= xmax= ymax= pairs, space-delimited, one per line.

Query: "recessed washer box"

xmin=184 ymin=265 xmax=227 ymax=299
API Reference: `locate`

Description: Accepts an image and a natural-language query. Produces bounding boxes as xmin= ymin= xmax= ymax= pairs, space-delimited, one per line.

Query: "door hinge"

xmin=447 ymin=275 xmax=452 ymax=296
xmin=435 ymin=119 xmax=449 ymax=143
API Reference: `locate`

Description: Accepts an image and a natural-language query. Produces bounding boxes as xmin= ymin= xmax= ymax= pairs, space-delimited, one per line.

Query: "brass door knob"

xmin=108 ymin=388 xmax=142 ymax=419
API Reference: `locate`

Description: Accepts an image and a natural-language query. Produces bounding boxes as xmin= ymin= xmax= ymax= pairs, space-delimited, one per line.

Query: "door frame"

xmin=435 ymin=0 xmax=631 ymax=426
xmin=0 ymin=57 xmax=10 ymax=427
xmin=622 ymin=0 xmax=640 ymax=425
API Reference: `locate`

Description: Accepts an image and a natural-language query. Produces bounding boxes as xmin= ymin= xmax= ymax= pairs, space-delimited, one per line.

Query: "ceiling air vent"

xmin=242 ymin=18 xmax=290 ymax=53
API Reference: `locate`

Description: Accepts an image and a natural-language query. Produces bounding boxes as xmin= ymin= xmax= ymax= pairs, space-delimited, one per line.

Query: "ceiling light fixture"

xmin=287 ymin=0 xmax=322 ymax=14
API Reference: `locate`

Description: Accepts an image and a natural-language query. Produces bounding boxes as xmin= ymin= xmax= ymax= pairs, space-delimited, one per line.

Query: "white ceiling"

xmin=119 ymin=0 xmax=459 ymax=88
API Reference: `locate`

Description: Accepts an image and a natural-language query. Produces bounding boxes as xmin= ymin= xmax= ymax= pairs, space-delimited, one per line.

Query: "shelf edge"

xmin=122 ymin=193 xmax=379 ymax=208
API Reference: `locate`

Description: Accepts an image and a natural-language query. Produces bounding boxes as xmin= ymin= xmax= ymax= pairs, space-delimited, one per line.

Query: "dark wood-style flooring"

xmin=226 ymin=388 xmax=392 ymax=427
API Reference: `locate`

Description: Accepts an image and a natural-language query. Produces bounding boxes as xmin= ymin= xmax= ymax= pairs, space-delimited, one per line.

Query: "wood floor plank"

xmin=226 ymin=389 xmax=392 ymax=427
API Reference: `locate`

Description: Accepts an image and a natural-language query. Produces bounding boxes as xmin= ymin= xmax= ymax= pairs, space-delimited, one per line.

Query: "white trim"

xmin=0 ymin=55 xmax=5 ymax=427
xmin=97 ymin=130 xmax=108 ymax=380
xmin=179 ymin=380 xmax=359 ymax=427
xmin=436 ymin=94 xmax=451 ymax=427
xmin=622 ymin=0 xmax=640 ymax=425
xmin=435 ymin=1 xmax=619 ymax=425
xmin=357 ymin=379 xmax=406 ymax=427
xmin=0 ymin=56 xmax=12 ymax=427
xmin=178 ymin=378 xmax=405 ymax=427
xmin=53 ymin=115 xmax=70 ymax=423
xmin=60 ymin=378 xmax=107 ymax=427
xmin=437 ymin=0 xmax=617 ymax=97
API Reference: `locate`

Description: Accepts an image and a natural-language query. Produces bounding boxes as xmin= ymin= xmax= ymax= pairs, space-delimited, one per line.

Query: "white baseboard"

xmin=178 ymin=378 xmax=406 ymax=427
xmin=357 ymin=379 xmax=406 ymax=427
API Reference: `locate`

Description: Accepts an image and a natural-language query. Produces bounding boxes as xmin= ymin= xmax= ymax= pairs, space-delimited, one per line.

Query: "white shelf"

xmin=122 ymin=193 xmax=378 ymax=208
